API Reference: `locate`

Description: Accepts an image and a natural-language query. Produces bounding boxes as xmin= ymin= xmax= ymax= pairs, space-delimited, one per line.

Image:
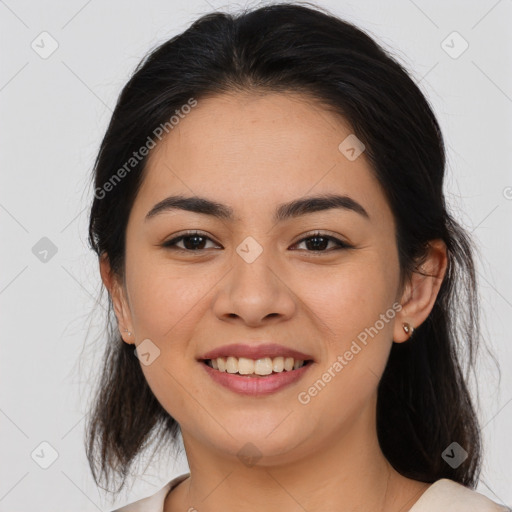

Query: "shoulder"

xmin=111 ymin=473 xmax=190 ymax=512
xmin=410 ymin=478 xmax=510 ymax=512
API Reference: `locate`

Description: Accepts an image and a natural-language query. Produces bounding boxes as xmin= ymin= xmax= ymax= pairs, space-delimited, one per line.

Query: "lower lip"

xmin=200 ymin=361 xmax=313 ymax=396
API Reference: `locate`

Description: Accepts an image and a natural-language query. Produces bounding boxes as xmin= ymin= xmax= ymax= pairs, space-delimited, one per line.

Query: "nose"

xmin=211 ymin=245 xmax=297 ymax=327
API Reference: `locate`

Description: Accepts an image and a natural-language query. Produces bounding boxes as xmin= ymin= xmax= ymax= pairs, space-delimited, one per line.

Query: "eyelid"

xmin=293 ymin=229 xmax=351 ymax=246
xmin=162 ymin=229 xmax=353 ymax=252
xmin=292 ymin=231 xmax=353 ymax=252
xmin=162 ymin=230 xmax=220 ymax=249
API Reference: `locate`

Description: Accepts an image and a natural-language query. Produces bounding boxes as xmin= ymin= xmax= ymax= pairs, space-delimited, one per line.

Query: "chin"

xmin=208 ymin=423 xmax=312 ymax=465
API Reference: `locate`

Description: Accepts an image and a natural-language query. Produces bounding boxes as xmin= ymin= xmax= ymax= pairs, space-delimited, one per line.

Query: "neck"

xmin=165 ymin=397 xmax=429 ymax=512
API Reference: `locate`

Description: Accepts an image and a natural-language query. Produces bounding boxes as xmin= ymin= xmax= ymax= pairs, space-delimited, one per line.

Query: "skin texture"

xmin=100 ymin=91 xmax=448 ymax=512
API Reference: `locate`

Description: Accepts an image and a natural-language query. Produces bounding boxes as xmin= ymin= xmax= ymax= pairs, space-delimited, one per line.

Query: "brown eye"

xmin=162 ymin=231 xmax=220 ymax=251
xmin=291 ymin=232 xmax=352 ymax=252
xmin=162 ymin=230 xmax=352 ymax=253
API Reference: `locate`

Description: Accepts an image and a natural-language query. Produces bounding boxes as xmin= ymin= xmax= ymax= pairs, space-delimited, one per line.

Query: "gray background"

xmin=1 ymin=0 xmax=511 ymax=510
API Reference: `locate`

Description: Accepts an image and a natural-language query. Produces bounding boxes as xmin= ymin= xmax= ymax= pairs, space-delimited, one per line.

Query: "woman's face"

xmin=105 ymin=91 xmax=413 ymax=465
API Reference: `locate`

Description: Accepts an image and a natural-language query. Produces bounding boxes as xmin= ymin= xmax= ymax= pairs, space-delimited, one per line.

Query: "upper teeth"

xmin=207 ymin=356 xmax=306 ymax=375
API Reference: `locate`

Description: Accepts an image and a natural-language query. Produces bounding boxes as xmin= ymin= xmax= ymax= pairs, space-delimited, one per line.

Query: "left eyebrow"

xmin=144 ymin=193 xmax=370 ymax=223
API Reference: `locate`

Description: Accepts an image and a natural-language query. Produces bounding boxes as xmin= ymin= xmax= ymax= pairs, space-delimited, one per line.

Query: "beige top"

xmin=112 ymin=474 xmax=510 ymax=512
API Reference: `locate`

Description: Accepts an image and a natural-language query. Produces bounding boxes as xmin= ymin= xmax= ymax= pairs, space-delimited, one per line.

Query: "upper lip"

xmin=198 ymin=343 xmax=315 ymax=362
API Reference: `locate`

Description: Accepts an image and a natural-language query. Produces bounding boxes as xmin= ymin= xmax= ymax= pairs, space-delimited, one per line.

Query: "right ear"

xmin=99 ymin=253 xmax=135 ymax=345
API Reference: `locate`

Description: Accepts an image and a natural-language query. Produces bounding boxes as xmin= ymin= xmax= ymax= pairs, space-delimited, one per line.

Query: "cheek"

xmin=126 ymin=257 xmax=215 ymax=340
xmin=124 ymin=259 xmax=213 ymax=421
xmin=298 ymin=260 xmax=397 ymax=402
xmin=298 ymin=260 xmax=395 ymax=342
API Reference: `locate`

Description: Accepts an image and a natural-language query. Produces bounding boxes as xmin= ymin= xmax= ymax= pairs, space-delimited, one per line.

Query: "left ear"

xmin=394 ymin=239 xmax=448 ymax=343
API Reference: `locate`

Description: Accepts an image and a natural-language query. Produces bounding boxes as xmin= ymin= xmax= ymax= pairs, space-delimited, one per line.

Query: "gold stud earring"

xmin=402 ymin=322 xmax=414 ymax=336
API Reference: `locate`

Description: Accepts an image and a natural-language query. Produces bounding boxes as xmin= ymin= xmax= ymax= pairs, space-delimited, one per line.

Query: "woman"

xmin=85 ymin=2 xmax=509 ymax=511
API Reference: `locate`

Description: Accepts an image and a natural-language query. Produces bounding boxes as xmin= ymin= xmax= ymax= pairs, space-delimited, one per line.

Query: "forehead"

xmin=147 ymin=91 xmax=354 ymax=175
xmin=131 ymin=91 xmax=393 ymax=228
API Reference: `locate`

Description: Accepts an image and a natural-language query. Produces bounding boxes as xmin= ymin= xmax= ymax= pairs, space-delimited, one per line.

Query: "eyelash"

xmin=161 ymin=230 xmax=353 ymax=254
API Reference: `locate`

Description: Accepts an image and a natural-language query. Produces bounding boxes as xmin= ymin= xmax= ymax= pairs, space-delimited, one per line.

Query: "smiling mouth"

xmin=200 ymin=357 xmax=314 ymax=377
